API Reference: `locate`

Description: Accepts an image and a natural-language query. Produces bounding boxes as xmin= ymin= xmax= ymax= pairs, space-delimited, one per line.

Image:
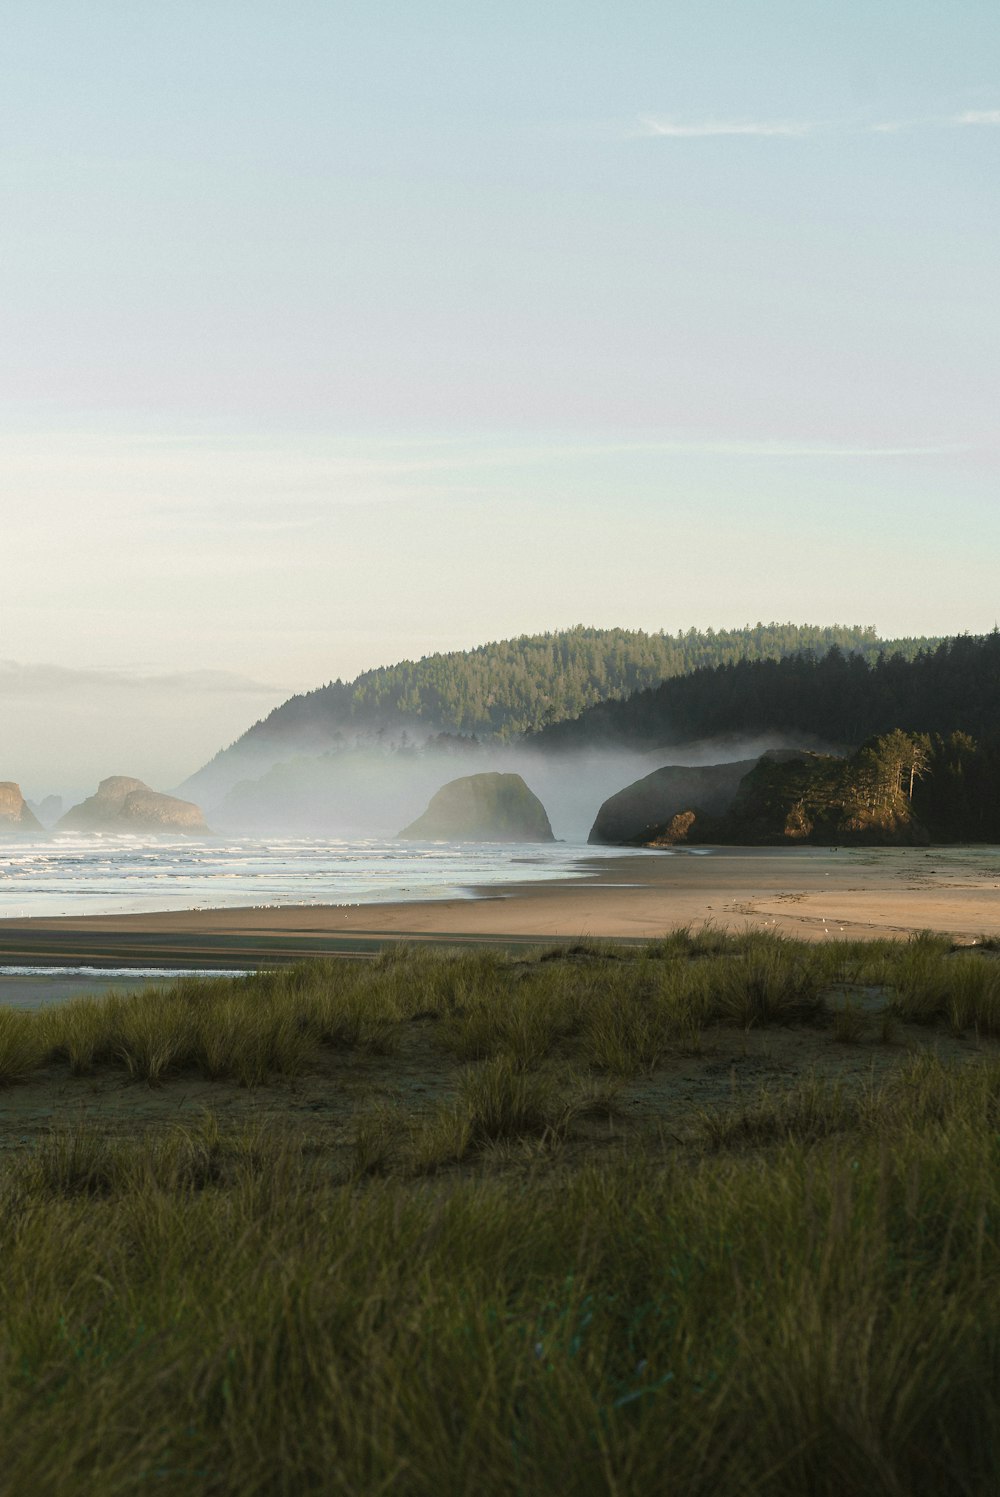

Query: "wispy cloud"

xmin=635 ymin=116 xmax=815 ymax=139
xmin=414 ymin=438 xmax=969 ymax=466
xmin=0 ymin=662 xmax=285 ymax=697
xmin=566 ymin=439 xmax=969 ymax=460
xmin=630 ymin=108 xmax=1000 ymax=140
xmin=952 ymin=110 xmax=1000 ymax=126
xmin=876 ymin=110 xmax=1000 ymax=132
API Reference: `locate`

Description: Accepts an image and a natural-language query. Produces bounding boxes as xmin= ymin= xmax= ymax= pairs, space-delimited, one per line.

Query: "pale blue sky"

xmin=2 ymin=2 xmax=998 ymax=791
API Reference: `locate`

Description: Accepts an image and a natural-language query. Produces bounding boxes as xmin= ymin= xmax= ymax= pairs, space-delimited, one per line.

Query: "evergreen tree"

xmin=216 ymin=622 xmax=931 ymax=760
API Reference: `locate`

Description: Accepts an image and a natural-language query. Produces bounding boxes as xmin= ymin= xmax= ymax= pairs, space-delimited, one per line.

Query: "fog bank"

xmin=204 ymin=733 xmax=814 ymax=843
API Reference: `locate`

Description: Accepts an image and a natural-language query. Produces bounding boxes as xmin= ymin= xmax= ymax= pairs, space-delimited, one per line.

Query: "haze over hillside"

xmin=173 ymin=623 xmax=939 ymax=841
xmin=180 ymin=623 xmax=934 ymax=808
xmin=529 ymin=633 xmax=1000 ymax=843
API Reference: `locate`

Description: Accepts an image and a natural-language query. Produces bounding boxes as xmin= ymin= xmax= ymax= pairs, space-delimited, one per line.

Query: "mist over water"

xmin=198 ymin=735 xmax=806 ymax=843
xmin=520 ymin=737 xmax=816 ymax=842
xmin=0 ymin=737 xmax=815 ymax=919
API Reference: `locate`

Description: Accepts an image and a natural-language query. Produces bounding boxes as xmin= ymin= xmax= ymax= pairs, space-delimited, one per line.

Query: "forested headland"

xmin=531 ymin=633 xmax=1000 ymax=752
xmin=534 ymin=634 xmax=1000 ymax=843
xmin=686 ymin=732 xmax=1000 ymax=846
xmin=190 ymin=623 xmax=933 ymax=782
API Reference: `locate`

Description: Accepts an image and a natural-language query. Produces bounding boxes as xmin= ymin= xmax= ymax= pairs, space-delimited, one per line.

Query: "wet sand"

xmin=1 ymin=845 xmax=998 ymax=1008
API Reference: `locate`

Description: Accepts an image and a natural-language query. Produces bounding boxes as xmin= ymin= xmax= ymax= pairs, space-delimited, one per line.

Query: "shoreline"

xmin=1 ymin=847 xmax=998 ymax=1003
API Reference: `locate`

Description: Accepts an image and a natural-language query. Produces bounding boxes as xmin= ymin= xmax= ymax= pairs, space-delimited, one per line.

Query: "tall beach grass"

xmin=1 ymin=1055 xmax=999 ymax=1494
xmin=2 ymin=933 xmax=1000 ymax=1491
xmin=0 ymin=930 xmax=996 ymax=1091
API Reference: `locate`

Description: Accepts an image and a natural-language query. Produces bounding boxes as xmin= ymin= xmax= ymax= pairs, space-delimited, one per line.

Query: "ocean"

xmin=0 ymin=832 xmax=658 ymax=921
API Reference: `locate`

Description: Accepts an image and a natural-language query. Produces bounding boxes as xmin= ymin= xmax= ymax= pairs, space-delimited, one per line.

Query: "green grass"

xmin=3 ymin=1058 xmax=1000 ymax=1494
xmin=831 ymin=998 xmax=868 ymax=1044
xmin=408 ymin=1056 xmax=570 ymax=1172
xmin=0 ymin=1008 xmax=47 ymax=1082
xmin=3 ymin=936 xmax=1000 ymax=1492
xmin=0 ymin=930 xmax=998 ymax=1093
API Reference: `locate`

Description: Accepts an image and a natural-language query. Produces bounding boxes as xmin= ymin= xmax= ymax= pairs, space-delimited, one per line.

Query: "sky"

xmin=2 ymin=1 xmax=998 ymax=797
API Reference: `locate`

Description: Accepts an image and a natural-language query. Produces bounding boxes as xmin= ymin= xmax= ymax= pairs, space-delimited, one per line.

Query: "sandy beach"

xmin=1 ymin=845 xmax=998 ymax=1006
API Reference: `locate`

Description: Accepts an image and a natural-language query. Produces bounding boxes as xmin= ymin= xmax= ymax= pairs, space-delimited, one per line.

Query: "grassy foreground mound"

xmin=2 ymin=934 xmax=1000 ymax=1495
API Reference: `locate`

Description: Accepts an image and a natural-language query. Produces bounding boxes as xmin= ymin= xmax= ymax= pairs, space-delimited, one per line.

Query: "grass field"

xmin=2 ymin=930 xmax=999 ymax=1495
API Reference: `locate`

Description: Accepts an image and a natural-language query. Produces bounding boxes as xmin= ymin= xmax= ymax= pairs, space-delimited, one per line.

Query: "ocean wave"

xmin=0 ymin=836 xmax=631 ymax=919
xmin=0 ymin=966 xmax=252 ymax=979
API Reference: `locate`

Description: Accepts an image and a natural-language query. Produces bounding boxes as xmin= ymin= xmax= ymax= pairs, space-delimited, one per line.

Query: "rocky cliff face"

xmin=593 ymin=747 xmax=930 ymax=848
xmin=0 ymin=782 xmax=44 ymax=835
xmin=720 ymin=749 xmax=928 ymax=846
xmin=59 ymin=776 xmax=208 ymax=835
xmin=399 ymin=772 xmax=555 ymax=842
xmin=588 ymin=759 xmax=759 ymax=845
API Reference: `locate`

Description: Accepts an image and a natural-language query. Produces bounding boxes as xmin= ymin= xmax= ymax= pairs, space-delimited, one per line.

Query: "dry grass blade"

xmin=0 ymin=1009 xmax=47 ymax=1084
xmin=831 ymin=1000 xmax=867 ymax=1044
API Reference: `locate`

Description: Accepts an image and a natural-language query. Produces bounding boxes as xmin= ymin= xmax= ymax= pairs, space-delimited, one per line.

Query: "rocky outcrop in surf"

xmin=588 ymin=759 xmax=759 ymax=845
xmin=592 ymin=743 xmax=932 ymax=847
xmin=0 ymin=782 xmax=44 ymax=836
xmin=716 ymin=745 xmax=928 ymax=846
xmin=59 ymin=776 xmax=208 ymax=835
xmin=399 ymin=772 xmax=555 ymax=842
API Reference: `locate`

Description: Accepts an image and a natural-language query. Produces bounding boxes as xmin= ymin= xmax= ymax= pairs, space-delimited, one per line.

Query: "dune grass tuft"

xmin=715 ymin=942 xmax=823 ymax=1028
xmin=701 ymin=1072 xmax=865 ymax=1149
xmin=4 ymin=930 xmax=1000 ymax=1105
xmin=831 ymin=998 xmax=868 ymax=1043
xmin=409 ymin=1056 xmax=569 ymax=1172
xmin=0 ymin=1009 xmax=47 ymax=1083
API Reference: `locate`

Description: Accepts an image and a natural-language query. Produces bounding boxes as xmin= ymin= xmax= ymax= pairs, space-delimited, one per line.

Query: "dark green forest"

xmin=532 ymin=634 xmax=1000 ymax=842
xmin=219 ymin=623 xmax=934 ymax=756
xmin=532 ymin=633 xmax=1000 ymax=751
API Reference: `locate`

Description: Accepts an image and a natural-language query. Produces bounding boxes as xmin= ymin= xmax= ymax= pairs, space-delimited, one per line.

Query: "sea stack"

xmin=399 ymin=772 xmax=555 ymax=842
xmin=588 ymin=759 xmax=760 ymax=845
xmin=59 ymin=776 xmax=209 ymax=835
xmin=0 ymin=782 xmax=44 ymax=836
